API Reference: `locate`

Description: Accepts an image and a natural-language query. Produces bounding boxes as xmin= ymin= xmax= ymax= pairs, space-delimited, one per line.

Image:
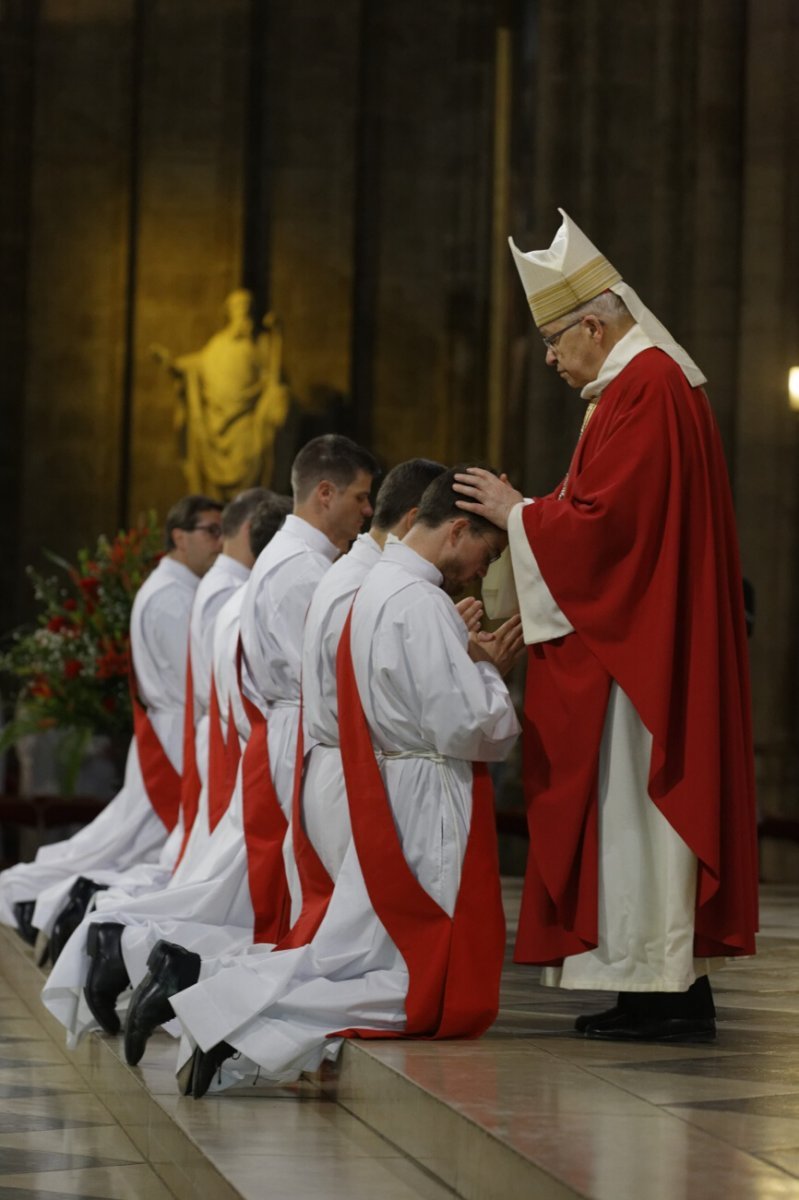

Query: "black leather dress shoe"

xmin=50 ymin=877 xmax=108 ymax=964
xmin=575 ymin=1005 xmax=628 ymax=1033
xmin=13 ymin=901 xmax=38 ymax=946
xmin=84 ymin=922 xmax=130 ymax=1034
xmin=191 ymin=1041 xmax=235 ymax=1099
xmin=586 ymin=1016 xmax=716 ymax=1043
xmin=124 ymin=940 xmax=201 ymax=1066
xmin=575 ymin=991 xmax=641 ymax=1033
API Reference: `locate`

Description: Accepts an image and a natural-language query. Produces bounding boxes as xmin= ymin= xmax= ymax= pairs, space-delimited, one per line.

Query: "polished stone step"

xmin=2 ymin=881 xmax=799 ymax=1200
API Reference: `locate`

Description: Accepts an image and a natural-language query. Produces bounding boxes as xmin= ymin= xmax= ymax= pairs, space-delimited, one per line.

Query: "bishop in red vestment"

xmin=455 ymin=209 xmax=757 ymax=1043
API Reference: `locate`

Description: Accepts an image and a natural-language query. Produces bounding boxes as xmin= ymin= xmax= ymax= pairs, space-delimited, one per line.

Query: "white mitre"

xmin=509 ymin=209 xmax=706 ymax=387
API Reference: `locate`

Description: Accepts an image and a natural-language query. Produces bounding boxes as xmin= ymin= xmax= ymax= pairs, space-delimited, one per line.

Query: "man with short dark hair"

xmin=114 ymin=460 xmax=446 ymax=1067
xmin=169 ymin=466 xmax=524 ymax=1097
xmin=42 ymin=492 xmax=291 ymax=1041
xmin=35 ymin=492 xmax=263 ymax=950
xmin=232 ymin=435 xmax=378 ymax=944
xmin=0 ymin=495 xmax=222 ymax=946
xmin=283 ymin=453 xmax=443 ymax=921
xmin=42 ymin=436 xmax=377 ymax=1045
xmin=454 ymin=210 xmax=758 ymax=1043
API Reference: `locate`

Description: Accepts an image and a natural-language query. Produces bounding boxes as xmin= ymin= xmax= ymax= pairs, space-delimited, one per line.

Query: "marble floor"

xmin=0 ymin=884 xmax=796 ymax=1198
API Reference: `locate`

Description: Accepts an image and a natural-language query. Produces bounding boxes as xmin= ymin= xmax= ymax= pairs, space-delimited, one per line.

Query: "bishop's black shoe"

xmin=575 ymin=991 xmax=643 ymax=1034
xmin=191 ymin=1041 xmax=235 ymax=1099
xmin=575 ymin=1005 xmax=627 ymax=1034
xmin=583 ymin=977 xmax=717 ymax=1042
xmin=84 ymin=922 xmax=130 ymax=1034
xmin=585 ymin=1016 xmax=716 ymax=1043
xmin=50 ymin=877 xmax=108 ymax=964
xmin=13 ymin=901 xmax=38 ymax=947
xmin=124 ymin=940 xmax=201 ymax=1066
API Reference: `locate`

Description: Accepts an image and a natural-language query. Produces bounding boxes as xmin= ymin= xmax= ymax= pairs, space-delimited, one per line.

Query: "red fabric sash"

xmin=236 ymin=639 xmax=291 ymax=944
xmin=129 ymin=655 xmax=181 ymax=833
xmin=222 ymin=695 xmax=242 ymax=823
xmin=274 ymin=705 xmax=335 ymax=951
xmin=174 ymin=647 xmax=202 ymax=868
xmin=206 ymin=673 xmax=234 ymax=832
xmin=334 ymin=610 xmax=505 ymax=1040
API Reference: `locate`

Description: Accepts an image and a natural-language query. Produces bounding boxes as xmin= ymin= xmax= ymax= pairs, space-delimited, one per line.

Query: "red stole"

xmin=174 ymin=647 xmax=202 ymax=868
xmin=225 ymin=697 xmax=243 ymax=813
xmin=129 ymin=653 xmax=181 ymax=833
xmin=206 ymin=673 xmax=239 ymax=832
xmin=334 ymin=610 xmax=505 ymax=1040
xmin=515 ymin=348 xmax=758 ymax=963
xmin=236 ymin=640 xmax=291 ymax=944
xmin=274 ymin=706 xmax=335 ymax=951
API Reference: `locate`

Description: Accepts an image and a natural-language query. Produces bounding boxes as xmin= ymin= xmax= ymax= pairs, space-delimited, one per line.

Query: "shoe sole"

xmin=585 ymin=1029 xmax=716 ymax=1044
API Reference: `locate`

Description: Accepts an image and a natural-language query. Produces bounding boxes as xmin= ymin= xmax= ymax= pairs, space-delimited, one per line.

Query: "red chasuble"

xmin=334 ymin=610 xmax=505 ymax=1040
xmin=235 ymin=641 xmax=291 ymax=944
xmin=174 ymin=649 xmax=201 ymax=868
xmin=273 ymin=710 xmax=335 ymax=951
xmin=129 ymin=655 xmax=181 ymax=833
xmin=515 ymin=347 xmax=758 ymax=965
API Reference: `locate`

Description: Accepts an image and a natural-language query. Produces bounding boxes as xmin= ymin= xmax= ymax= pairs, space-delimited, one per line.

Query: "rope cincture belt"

xmin=376 ymin=748 xmax=462 ymax=894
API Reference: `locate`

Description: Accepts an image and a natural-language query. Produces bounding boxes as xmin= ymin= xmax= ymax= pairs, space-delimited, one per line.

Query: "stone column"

xmin=19 ymin=0 xmax=134 ymax=586
xmin=260 ymin=0 xmax=361 ymax=488
xmin=0 ymin=0 xmax=37 ymax=630
xmin=366 ymin=0 xmax=496 ymax=467
xmin=735 ymin=0 xmax=799 ymax=846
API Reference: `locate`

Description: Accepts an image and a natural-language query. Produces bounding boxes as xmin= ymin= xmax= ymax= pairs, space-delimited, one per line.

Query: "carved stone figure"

xmin=151 ymin=290 xmax=290 ymax=498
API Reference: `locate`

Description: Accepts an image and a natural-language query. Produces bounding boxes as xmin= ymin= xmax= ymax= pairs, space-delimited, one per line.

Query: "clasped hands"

xmin=456 ymin=597 xmax=524 ymax=677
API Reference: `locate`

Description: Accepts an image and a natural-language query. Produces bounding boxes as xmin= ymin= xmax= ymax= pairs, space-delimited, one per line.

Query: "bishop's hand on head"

xmin=452 ymin=468 xmax=524 ymax=531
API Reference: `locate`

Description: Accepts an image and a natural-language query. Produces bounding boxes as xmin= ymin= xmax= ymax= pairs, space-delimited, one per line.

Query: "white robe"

xmin=288 ymin=530 xmax=382 ymax=916
xmin=508 ymin=325 xmax=712 ymax=993
xmin=32 ymin=555 xmax=249 ymax=933
xmin=170 ymin=541 xmax=520 ymax=1088
xmin=0 ymin=557 xmax=198 ymax=932
xmin=168 ymin=553 xmax=250 ymax=882
xmin=42 ymin=520 xmax=337 ymax=1044
xmin=238 ymin=515 xmax=339 ymax=914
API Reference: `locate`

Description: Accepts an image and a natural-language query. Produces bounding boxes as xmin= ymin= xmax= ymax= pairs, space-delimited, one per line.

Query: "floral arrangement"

xmin=0 ymin=518 xmax=163 ymax=793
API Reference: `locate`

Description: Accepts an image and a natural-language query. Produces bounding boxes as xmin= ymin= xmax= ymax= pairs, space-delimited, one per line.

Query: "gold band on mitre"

xmin=528 ymin=254 xmax=622 ymax=327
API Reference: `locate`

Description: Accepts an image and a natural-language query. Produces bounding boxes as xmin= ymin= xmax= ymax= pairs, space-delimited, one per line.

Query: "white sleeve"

xmin=145 ymin=594 xmax=190 ymax=706
xmin=507 ymin=502 xmax=574 ymax=644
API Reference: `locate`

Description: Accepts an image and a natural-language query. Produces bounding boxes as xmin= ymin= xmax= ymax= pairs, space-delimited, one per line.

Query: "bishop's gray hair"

xmin=563 ymin=289 xmax=632 ymax=326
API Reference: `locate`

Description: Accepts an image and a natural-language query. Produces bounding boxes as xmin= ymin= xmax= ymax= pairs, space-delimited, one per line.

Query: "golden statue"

xmin=151 ymin=290 xmax=290 ymax=499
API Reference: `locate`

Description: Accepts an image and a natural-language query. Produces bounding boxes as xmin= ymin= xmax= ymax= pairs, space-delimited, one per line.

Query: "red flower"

xmin=78 ymin=577 xmax=100 ymax=601
xmin=64 ymin=658 xmax=83 ymax=679
xmin=47 ymin=616 xmax=69 ymax=633
xmin=29 ymin=678 xmax=52 ymax=699
xmin=63 ymin=598 xmax=77 ymax=612
xmin=97 ymin=648 xmax=129 ymax=679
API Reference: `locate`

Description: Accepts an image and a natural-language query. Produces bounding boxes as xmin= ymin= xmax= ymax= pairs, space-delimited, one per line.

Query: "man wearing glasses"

xmin=454 ymin=210 xmax=758 ymax=1044
xmin=0 ymin=495 xmax=222 ymax=956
